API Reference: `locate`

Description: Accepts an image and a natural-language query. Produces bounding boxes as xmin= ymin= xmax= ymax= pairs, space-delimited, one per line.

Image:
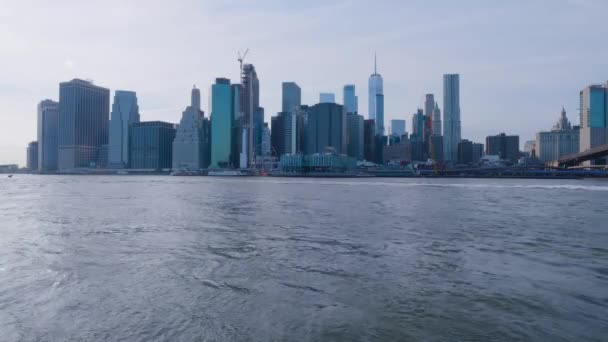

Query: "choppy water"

xmin=1 ymin=175 xmax=607 ymax=341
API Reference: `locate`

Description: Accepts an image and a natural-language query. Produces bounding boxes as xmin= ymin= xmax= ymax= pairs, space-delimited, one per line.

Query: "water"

xmin=1 ymin=176 xmax=607 ymax=341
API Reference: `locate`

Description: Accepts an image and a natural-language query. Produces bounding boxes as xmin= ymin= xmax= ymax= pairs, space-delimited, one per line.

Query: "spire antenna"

xmin=374 ymin=52 xmax=377 ymax=74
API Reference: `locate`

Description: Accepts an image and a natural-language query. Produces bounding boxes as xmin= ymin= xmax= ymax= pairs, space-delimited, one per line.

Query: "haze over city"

xmin=1 ymin=0 xmax=607 ymax=165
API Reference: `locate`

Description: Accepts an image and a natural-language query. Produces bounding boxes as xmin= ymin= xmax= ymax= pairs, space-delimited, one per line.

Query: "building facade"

xmin=130 ymin=121 xmax=175 ymax=169
xmin=239 ymin=64 xmax=260 ymax=168
xmin=343 ymin=85 xmax=358 ymax=114
xmin=391 ymin=119 xmax=406 ymax=137
xmin=172 ymin=86 xmax=210 ymax=170
xmin=27 ymin=141 xmax=38 ymax=171
xmin=303 ymin=103 xmax=346 ymax=155
xmin=282 ymin=82 xmax=301 ymax=113
xmin=58 ymin=79 xmax=110 ymax=170
xmin=347 ymin=113 xmax=364 ymax=160
xmin=536 ymin=108 xmax=580 ymax=163
xmin=486 ymin=133 xmax=520 ymax=163
xmin=432 ymin=102 xmax=442 ymax=136
xmin=210 ymin=78 xmax=236 ymax=169
xmin=443 ymin=74 xmax=461 ymax=162
xmin=579 ymin=82 xmax=608 ymax=164
xmin=363 ymin=119 xmax=376 ymax=162
xmin=319 ymin=93 xmax=335 ymax=104
xmin=368 ymin=55 xmax=384 ymax=127
xmin=108 ymin=90 xmax=140 ymax=168
xmin=37 ymin=99 xmax=59 ymax=172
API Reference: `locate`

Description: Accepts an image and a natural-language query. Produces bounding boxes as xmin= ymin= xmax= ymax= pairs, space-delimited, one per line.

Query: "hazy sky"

xmin=1 ymin=0 xmax=607 ymax=166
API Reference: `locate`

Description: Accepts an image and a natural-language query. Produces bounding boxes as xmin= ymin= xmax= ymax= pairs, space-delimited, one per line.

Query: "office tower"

xmin=281 ymin=111 xmax=298 ymax=154
xmin=432 ymin=102 xmax=442 ymax=136
xmin=535 ymin=108 xmax=580 ymax=163
xmin=579 ymin=82 xmax=608 ymax=163
xmin=108 ymin=90 xmax=140 ymax=168
xmin=472 ymin=143 xmax=484 ymax=162
xmin=37 ymin=99 xmax=59 ymax=172
xmin=430 ymin=135 xmax=444 ymax=162
xmin=271 ymin=115 xmax=284 ymax=158
xmin=172 ymin=86 xmax=209 ymax=171
xmin=443 ymin=74 xmax=461 ymax=162
xmin=210 ymin=78 xmax=238 ymax=169
xmin=375 ymin=94 xmax=385 ymax=135
xmin=347 ymin=113 xmax=364 ymax=160
xmin=230 ymin=84 xmax=242 ymax=168
xmin=486 ymin=133 xmax=520 ymax=163
xmin=282 ymin=82 xmax=301 ymax=113
xmin=319 ymin=93 xmax=336 ymax=104
xmin=368 ymin=54 xmax=384 ymax=123
xmin=457 ymin=139 xmax=473 ymax=164
xmin=391 ymin=119 xmax=406 ymax=137
xmin=262 ymin=123 xmax=271 ymax=156
xmin=303 ymin=103 xmax=345 ymax=155
xmin=129 ymin=121 xmax=176 ymax=169
xmin=254 ymin=107 xmax=265 ymax=156
xmin=424 ymin=94 xmax=434 ymax=118
xmin=411 ymin=109 xmax=424 ymax=139
xmin=239 ymin=64 xmax=260 ymax=168
xmin=58 ymin=79 xmax=110 ymax=170
xmin=364 ymin=119 xmax=376 ymax=162
xmin=343 ymin=85 xmax=358 ymax=114
xmin=27 ymin=141 xmax=38 ymax=171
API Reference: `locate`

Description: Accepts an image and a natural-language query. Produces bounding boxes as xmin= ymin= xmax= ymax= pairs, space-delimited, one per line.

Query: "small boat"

xmin=7 ymin=175 xmax=13 ymax=178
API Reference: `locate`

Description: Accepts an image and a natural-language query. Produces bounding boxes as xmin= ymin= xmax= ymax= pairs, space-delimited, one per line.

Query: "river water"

xmin=1 ymin=175 xmax=607 ymax=341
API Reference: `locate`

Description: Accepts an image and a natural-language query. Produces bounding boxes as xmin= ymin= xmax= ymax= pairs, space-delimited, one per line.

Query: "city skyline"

xmin=1 ymin=0 xmax=608 ymax=165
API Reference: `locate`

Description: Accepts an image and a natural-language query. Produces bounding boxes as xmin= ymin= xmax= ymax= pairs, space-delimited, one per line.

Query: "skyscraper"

xmin=432 ymin=102 xmax=442 ymax=135
xmin=303 ymin=103 xmax=346 ymax=155
xmin=262 ymin=123 xmax=271 ymax=157
xmin=282 ymin=82 xmax=301 ymax=113
xmin=319 ymin=93 xmax=335 ymax=103
xmin=486 ymin=133 xmax=520 ymax=163
xmin=239 ymin=64 xmax=260 ymax=168
xmin=375 ymin=94 xmax=385 ymax=135
xmin=363 ymin=119 xmax=376 ymax=162
xmin=424 ymin=94 xmax=435 ymax=141
xmin=58 ymin=79 xmax=110 ymax=170
xmin=37 ymin=99 xmax=59 ymax=172
xmin=210 ymin=78 xmax=237 ymax=169
xmin=271 ymin=114 xmax=285 ymax=157
xmin=391 ymin=119 xmax=406 ymax=137
xmin=27 ymin=141 xmax=38 ymax=171
xmin=347 ymin=113 xmax=364 ymax=160
xmin=172 ymin=86 xmax=209 ymax=171
xmin=443 ymin=74 xmax=461 ymax=162
xmin=108 ymin=90 xmax=140 ymax=168
xmin=368 ymin=54 xmax=384 ymax=125
xmin=579 ymin=82 xmax=608 ymax=163
xmin=129 ymin=121 xmax=176 ymax=169
xmin=343 ymin=85 xmax=358 ymax=114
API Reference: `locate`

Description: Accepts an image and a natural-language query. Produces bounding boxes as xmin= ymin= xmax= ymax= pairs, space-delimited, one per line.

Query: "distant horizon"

xmin=2 ymin=0 xmax=607 ymax=165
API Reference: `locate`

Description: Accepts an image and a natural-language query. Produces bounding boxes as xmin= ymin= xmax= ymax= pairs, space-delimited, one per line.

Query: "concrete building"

xmin=443 ymin=74 xmax=461 ymax=162
xmin=27 ymin=141 xmax=38 ymax=171
xmin=172 ymin=86 xmax=210 ymax=171
xmin=37 ymin=99 xmax=59 ymax=172
xmin=319 ymin=93 xmax=335 ymax=104
xmin=58 ymin=79 xmax=110 ymax=170
xmin=303 ymin=103 xmax=345 ymax=155
xmin=130 ymin=121 xmax=175 ymax=169
xmin=536 ymin=108 xmax=580 ymax=163
xmin=282 ymin=82 xmax=301 ymax=113
xmin=391 ymin=119 xmax=406 ymax=137
xmin=579 ymin=82 xmax=608 ymax=164
xmin=347 ymin=113 xmax=364 ymax=160
xmin=210 ymin=78 xmax=237 ymax=169
xmin=343 ymin=85 xmax=358 ymax=114
xmin=108 ymin=90 xmax=140 ymax=168
xmin=486 ymin=133 xmax=520 ymax=163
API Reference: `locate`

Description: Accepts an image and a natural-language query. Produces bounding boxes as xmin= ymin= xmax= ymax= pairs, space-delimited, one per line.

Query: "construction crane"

xmin=237 ymin=48 xmax=249 ymax=74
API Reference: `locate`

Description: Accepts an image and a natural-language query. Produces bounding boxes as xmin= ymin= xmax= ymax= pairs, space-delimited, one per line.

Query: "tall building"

xmin=210 ymin=78 xmax=237 ymax=169
xmin=303 ymin=103 xmax=345 ymax=155
xmin=172 ymin=86 xmax=209 ymax=171
xmin=472 ymin=143 xmax=484 ymax=163
xmin=239 ymin=64 xmax=260 ymax=168
xmin=262 ymin=123 xmax=271 ymax=156
xmin=364 ymin=119 xmax=376 ymax=162
xmin=343 ymin=85 xmax=358 ymax=114
xmin=368 ymin=54 xmax=384 ymax=125
xmin=27 ymin=141 xmax=38 ymax=171
xmin=347 ymin=113 xmax=364 ymax=160
xmin=424 ymin=94 xmax=435 ymax=139
xmin=432 ymin=102 xmax=442 ymax=136
xmin=37 ymin=99 xmax=59 ymax=172
xmin=411 ymin=109 xmax=424 ymax=140
xmin=58 ymin=79 xmax=110 ymax=170
xmin=536 ymin=108 xmax=580 ymax=163
xmin=486 ymin=133 xmax=520 ymax=163
xmin=391 ymin=119 xmax=406 ymax=137
xmin=129 ymin=121 xmax=176 ymax=169
xmin=271 ymin=114 xmax=285 ymax=158
xmin=375 ymin=94 xmax=385 ymax=135
xmin=282 ymin=82 xmax=301 ymax=113
xmin=579 ymin=82 xmax=608 ymax=164
xmin=254 ymin=107 xmax=265 ymax=157
xmin=429 ymin=135 xmax=444 ymax=162
xmin=457 ymin=139 xmax=473 ymax=165
xmin=108 ymin=90 xmax=139 ymax=168
xmin=443 ymin=74 xmax=461 ymax=162
xmin=319 ymin=93 xmax=335 ymax=104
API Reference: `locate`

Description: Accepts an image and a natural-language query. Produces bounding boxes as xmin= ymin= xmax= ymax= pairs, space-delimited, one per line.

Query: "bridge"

xmin=554 ymin=143 xmax=608 ymax=167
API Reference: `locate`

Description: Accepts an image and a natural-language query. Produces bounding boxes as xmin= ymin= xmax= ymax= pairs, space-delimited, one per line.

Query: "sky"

xmin=1 ymin=0 xmax=607 ymax=166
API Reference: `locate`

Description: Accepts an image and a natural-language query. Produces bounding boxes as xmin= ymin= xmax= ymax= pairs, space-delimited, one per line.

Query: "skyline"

xmin=2 ymin=0 xmax=608 ymax=165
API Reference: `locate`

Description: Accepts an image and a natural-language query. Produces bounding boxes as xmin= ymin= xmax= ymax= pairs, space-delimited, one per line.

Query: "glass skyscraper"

xmin=443 ymin=74 xmax=461 ymax=162
xmin=347 ymin=113 xmax=364 ymax=160
xmin=57 ymin=79 xmax=110 ymax=170
xmin=319 ymin=93 xmax=335 ymax=104
xmin=304 ymin=103 xmax=346 ymax=155
xmin=129 ymin=121 xmax=175 ymax=169
xmin=368 ymin=55 xmax=384 ymax=130
xmin=108 ymin=90 xmax=140 ymax=168
xmin=210 ymin=78 xmax=236 ymax=169
xmin=37 ymin=99 xmax=59 ymax=172
xmin=282 ymin=82 xmax=301 ymax=113
xmin=375 ymin=94 xmax=385 ymax=135
xmin=391 ymin=119 xmax=406 ymax=137
xmin=172 ymin=86 xmax=209 ymax=171
xmin=579 ymin=82 xmax=608 ymax=161
xmin=343 ymin=85 xmax=358 ymax=114
xmin=239 ymin=64 xmax=260 ymax=168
